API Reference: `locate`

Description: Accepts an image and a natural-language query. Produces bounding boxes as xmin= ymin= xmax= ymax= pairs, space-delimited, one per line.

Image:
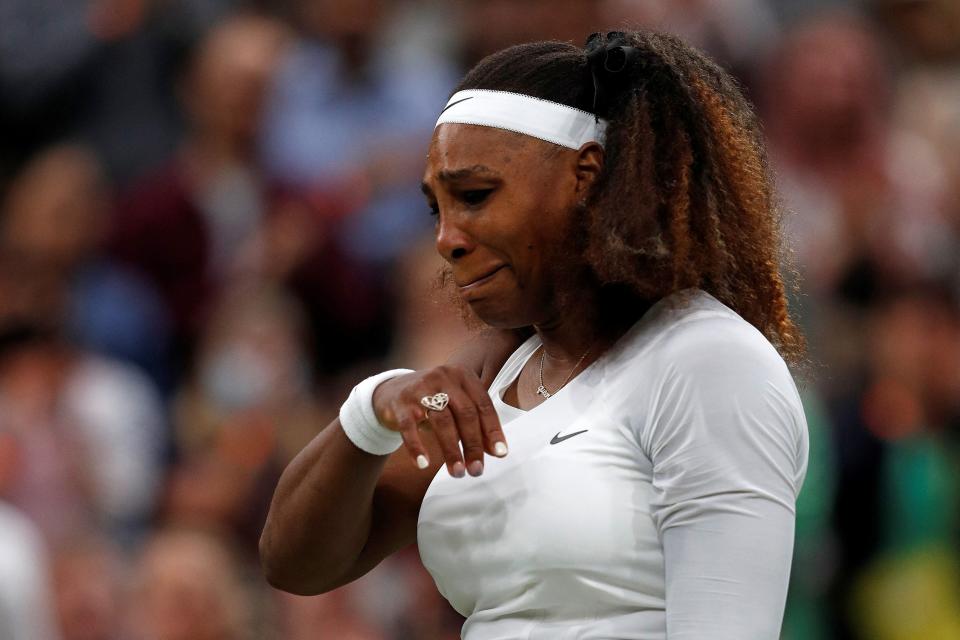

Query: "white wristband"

xmin=339 ymin=369 xmax=414 ymax=456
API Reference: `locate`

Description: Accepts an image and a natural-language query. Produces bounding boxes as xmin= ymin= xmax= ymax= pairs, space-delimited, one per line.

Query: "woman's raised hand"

xmin=372 ymin=365 xmax=508 ymax=478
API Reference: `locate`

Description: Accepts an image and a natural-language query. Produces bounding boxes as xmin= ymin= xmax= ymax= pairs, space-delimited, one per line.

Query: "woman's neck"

xmin=534 ymin=315 xmax=600 ymax=364
xmin=533 ymin=288 xmax=654 ymax=363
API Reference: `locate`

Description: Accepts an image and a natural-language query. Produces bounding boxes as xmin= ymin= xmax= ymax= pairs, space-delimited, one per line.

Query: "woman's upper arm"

xmin=643 ymin=322 xmax=808 ymax=638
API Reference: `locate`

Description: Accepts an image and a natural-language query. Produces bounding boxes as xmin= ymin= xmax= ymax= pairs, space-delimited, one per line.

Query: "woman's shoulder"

xmin=615 ymin=291 xmax=808 ymax=478
xmin=614 ymin=288 xmax=793 ymax=386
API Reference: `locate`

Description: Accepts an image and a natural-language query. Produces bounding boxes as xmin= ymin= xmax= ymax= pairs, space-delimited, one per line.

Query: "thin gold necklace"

xmin=536 ymin=345 xmax=592 ymax=399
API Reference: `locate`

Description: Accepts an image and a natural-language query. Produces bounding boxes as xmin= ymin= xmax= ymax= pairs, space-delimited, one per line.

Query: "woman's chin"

xmin=465 ymin=299 xmax=530 ymax=331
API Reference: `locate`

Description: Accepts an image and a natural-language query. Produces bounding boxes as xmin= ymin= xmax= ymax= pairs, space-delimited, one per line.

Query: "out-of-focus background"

xmin=0 ymin=0 xmax=958 ymax=638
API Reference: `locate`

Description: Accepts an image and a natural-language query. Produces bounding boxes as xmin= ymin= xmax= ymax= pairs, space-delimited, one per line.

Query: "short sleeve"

xmin=639 ymin=317 xmax=808 ymax=638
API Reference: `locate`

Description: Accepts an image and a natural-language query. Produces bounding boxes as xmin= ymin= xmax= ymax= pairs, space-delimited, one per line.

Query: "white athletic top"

xmin=416 ymin=289 xmax=808 ymax=639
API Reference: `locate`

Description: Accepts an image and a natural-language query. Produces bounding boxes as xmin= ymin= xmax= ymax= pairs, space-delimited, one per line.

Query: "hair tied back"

xmin=585 ymin=32 xmax=640 ymax=116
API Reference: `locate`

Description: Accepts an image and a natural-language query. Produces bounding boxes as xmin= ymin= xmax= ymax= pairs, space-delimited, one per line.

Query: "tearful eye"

xmin=462 ymin=189 xmax=493 ymax=206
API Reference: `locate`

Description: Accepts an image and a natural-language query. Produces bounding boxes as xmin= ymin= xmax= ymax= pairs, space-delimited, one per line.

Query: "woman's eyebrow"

xmin=421 ymin=165 xmax=501 ymax=196
xmin=437 ymin=165 xmax=501 ymax=182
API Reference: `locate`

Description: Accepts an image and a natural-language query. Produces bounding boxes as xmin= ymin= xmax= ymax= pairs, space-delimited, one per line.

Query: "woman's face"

xmin=422 ymin=123 xmax=599 ymax=328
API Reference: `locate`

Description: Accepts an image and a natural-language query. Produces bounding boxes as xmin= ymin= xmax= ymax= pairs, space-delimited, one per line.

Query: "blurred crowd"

xmin=0 ymin=1 xmax=958 ymax=639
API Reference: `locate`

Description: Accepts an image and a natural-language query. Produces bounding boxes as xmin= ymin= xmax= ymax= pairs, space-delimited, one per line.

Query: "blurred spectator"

xmin=833 ymin=286 xmax=960 ymax=639
xmin=162 ymin=284 xmax=321 ymax=550
xmin=873 ymin=0 xmax=960 ymax=264
xmin=390 ymin=239 xmax=471 ymax=370
xmin=760 ymin=13 xmax=960 ymax=638
xmin=127 ymin=528 xmax=252 ymax=640
xmin=0 ymin=325 xmax=93 ymax=543
xmin=0 ymin=323 xmax=165 ymax=546
xmin=274 ymin=548 xmax=462 ymax=640
xmin=851 ymin=546 xmax=960 ymax=639
xmin=276 ymin=589 xmax=386 ymax=640
xmin=0 ymin=430 xmax=62 ymax=640
xmin=871 ymin=0 xmax=960 ymax=63
xmin=0 ymin=144 xmax=169 ymax=544
xmin=52 ymin=535 xmax=125 ymax=640
xmin=455 ymin=0 xmax=603 ymax=66
xmin=0 ymin=144 xmax=171 ymax=389
xmin=760 ymin=14 xmax=953 ymax=375
xmin=272 ymin=187 xmax=397 ymax=381
xmin=258 ymin=0 xmax=455 ymax=264
xmin=601 ymin=0 xmax=781 ymax=87
xmin=111 ymin=12 xmax=290 ymax=372
xmin=177 ymin=285 xmax=315 ymax=459
xmin=113 ymin=8 xmax=398 ymax=383
xmin=0 ymin=0 xmax=190 ymax=186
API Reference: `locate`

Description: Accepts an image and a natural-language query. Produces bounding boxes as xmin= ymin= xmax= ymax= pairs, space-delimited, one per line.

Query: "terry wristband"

xmin=339 ymin=369 xmax=414 ymax=456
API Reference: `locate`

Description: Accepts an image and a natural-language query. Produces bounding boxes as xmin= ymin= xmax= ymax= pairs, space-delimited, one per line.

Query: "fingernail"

xmin=416 ymin=454 xmax=429 ymax=469
xmin=467 ymin=460 xmax=483 ymax=477
xmin=494 ymin=441 xmax=508 ymax=457
xmin=450 ymin=461 xmax=465 ymax=478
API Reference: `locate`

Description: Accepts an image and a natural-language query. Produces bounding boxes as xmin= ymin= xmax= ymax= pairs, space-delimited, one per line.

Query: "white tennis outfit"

xmin=417 ymin=288 xmax=808 ymax=639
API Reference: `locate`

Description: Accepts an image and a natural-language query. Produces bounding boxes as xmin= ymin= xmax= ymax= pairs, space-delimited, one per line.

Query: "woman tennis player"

xmin=261 ymin=30 xmax=809 ymax=639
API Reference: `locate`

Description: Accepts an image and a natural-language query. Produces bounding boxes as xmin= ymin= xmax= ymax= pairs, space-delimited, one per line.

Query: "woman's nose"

xmin=435 ymin=216 xmax=473 ymax=262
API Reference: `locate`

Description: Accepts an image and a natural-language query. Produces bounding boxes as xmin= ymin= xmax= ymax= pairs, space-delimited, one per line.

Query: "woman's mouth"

xmin=457 ymin=265 xmax=507 ymax=295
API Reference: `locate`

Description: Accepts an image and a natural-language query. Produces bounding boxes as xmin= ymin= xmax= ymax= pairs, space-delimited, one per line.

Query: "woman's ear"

xmin=574 ymin=141 xmax=604 ymax=199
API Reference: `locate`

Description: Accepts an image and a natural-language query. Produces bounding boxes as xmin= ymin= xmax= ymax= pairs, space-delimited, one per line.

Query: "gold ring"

xmin=420 ymin=392 xmax=449 ymax=412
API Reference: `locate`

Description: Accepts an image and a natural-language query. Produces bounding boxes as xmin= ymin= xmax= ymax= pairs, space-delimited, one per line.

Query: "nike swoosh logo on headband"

xmin=439 ymin=96 xmax=474 ymax=115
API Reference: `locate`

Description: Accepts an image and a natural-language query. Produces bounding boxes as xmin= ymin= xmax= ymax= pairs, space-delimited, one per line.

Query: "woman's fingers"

xmin=396 ymin=410 xmax=431 ymax=470
xmin=459 ymin=370 xmax=508 ymax=458
xmin=446 ymin=390 xmax=486 ymax=477
xmin=382 ymin=366 xmax=508 ymax=477
xmin=424 ymin=405 xmax=467 ymax=478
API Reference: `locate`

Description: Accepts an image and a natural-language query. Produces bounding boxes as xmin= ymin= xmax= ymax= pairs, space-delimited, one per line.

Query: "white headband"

xmin=434 ymin=89 xmax=607 ymax=149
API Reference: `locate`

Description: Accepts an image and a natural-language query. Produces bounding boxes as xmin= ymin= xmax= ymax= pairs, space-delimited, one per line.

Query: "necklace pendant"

xmin=536 ymin=385 xmax=552 ymax=399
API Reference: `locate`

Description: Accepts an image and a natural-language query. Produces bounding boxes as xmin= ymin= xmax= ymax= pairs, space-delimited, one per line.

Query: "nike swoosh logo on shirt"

xmin=550 ymin=429 xmax=588 ymax=445
xmin=438 ymin=96 xmax=474 ymax=115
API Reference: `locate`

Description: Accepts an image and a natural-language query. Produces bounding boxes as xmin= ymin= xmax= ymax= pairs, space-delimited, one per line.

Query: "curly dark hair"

xmin=453 ymin=30 xmax=807 ymax=370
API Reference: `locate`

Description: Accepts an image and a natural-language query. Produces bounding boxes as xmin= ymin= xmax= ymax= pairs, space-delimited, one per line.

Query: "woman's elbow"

xmin=259 ymin=525 xmax=325 ymax=595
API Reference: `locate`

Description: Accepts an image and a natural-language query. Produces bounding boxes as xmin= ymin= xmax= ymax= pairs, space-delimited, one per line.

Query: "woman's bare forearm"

xmin=259 ymin=419 xmax=387 ymax=595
